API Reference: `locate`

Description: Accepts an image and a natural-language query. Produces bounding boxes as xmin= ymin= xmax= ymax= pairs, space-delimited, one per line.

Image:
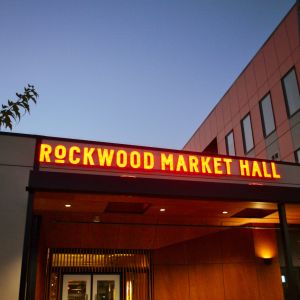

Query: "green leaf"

xmin=0 ymin=84 xmax=38 ymax=130
xmin=12 ymin=105 xmax=20 ymax=120
xmin=22 ymin=101 xmax=30 ymax=112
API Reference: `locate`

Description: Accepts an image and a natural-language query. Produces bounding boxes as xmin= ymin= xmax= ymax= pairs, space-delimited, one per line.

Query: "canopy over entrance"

xmin=24 ymin=138 xmax=300 ymax=300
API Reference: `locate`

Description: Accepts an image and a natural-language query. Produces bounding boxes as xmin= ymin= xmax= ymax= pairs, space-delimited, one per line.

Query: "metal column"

xmin=19 ymin=193 xmax=40 ymax=300
xmin=278 ymin=202 xmax=300 ymax=300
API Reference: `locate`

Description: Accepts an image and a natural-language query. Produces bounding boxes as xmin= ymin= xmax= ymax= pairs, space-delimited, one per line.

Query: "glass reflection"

xmin=67 ymin=280 xmax=87 ymax=300
xmin=97 ymin=280 xmax=115 ymax=300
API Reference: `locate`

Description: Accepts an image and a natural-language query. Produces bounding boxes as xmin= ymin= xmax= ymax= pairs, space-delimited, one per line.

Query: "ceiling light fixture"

xmin=160 ymin=208 xmax=166 ymax=212
xmin=222 ymin=211 xmax=229 ymax=214
xmin=65 ymin=204 xmax=71 ymax=208
xmin=93 ymin=216 xmax=101 ymax=223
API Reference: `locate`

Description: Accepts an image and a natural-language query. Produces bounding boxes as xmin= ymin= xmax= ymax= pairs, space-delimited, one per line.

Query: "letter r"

xmin=39 ymin=143 xmax=52 ymax=162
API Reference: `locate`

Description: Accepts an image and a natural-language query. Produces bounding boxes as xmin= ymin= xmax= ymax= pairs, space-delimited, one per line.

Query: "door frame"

xmin=61 ymin=273 xmax=121 ymax=300
xmin=62 ymin=274 xmax=91 ymax=300
xmin=92 ymin=274 xmax=120 ymax=300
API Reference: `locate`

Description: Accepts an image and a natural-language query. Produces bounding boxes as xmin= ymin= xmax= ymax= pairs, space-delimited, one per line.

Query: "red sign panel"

xmin=38 ymin=141 xmax=281 ymax=180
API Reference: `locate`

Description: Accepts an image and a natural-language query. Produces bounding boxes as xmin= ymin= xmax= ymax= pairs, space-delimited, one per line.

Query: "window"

xmin=225 ymin=131 xmax=235 ymax=156
xmin=282 ymin=68 xmax=300 ymax=116
xmin=259 ymin=94 xmax=275 ymax=137
xmin=241 ymin=114 xmax=254 ymax=153
xmin=295 ymin=148 xmax=300 ymax=163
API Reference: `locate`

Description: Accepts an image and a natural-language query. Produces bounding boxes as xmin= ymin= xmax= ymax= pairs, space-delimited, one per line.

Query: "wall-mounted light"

xmin=93 ymin=216 xmax=101 ymax=223
xmin=262 ymin=257 xmax=273 ymax=265
xmin=160 ymin=208 xmax=166 ymax=212
xmin=253 ymin=229 xmax=277 ymax=265
xmin=65 ymin=204 xmax=71 ymax=208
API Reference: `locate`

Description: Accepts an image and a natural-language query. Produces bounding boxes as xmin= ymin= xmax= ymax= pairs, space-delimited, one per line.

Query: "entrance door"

xmin=62 ymin=275 xmax=91 ymax=300
xmin=92 ymin=275 xmax=120 ymax=300
xmin=62 ymin=274 xmax=120 ymax=300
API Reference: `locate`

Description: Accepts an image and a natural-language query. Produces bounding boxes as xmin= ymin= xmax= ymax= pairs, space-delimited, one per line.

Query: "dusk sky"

xmin=0 ymin=0 xmax=295 ymax=149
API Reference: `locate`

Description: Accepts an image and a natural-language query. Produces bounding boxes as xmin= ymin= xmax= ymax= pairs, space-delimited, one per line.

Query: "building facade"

xmin=184 ymin=4 xmax=300 ymax=164
xmin=1 ymin=3 xmax=300 ymax=300
xmin=1 ymin=133 xmax=300 ymax=300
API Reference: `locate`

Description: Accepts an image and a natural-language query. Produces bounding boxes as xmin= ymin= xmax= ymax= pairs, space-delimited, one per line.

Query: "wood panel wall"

xmin=153 ymin=229 xmax=284 ymax=300
xmin=35 ymin=218 xmax=284 ymax=300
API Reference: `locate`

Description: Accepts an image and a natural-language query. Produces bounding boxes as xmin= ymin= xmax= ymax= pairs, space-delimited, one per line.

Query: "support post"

xmin=278 ymin=202 xmax=300 ymax=300
xmin=19 ymin=193 xmax=40 ymax=300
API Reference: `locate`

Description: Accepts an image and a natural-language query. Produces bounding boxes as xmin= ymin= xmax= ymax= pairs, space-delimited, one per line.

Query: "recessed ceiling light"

xmin=222 ymin=211 xmax=229 ymax=214
xmin=93 ymin=216 xmax=101 ymax=223
xmin=65 ymin=204 xmax=71 ymax=208
xmin=160 ymin=208 xmax=166 ymax=212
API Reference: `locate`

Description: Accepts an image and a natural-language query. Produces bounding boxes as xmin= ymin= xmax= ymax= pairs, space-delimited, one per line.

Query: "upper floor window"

xmin=241 ymin=114 xmax=254 ymax=154
xmin=295 ymin=148 xmax=300 ymax=163
xmin=259 ymin=93 xmax=275 ymax=137
xmin=282 ymin=68 xmax=300 ymax=117
xmin=225 ymin=131 xmax=235 ymax=156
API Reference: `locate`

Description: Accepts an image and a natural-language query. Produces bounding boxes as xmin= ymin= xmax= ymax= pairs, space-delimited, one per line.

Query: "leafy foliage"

xmin=0 ymin=85 xmax=39 ymax=130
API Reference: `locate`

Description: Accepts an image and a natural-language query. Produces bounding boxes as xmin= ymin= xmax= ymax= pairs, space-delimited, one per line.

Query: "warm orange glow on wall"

xmin=253 ymin=229 xmax=277 ymax=259
xmin=38 ymin=141 xmax=282 ymax=181
xmin=126 ymin=281 xmax=132 ymax=300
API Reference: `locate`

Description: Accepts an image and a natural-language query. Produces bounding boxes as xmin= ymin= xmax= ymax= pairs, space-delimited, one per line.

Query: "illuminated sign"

xmin=38 ymin=141 xmax=281 ymax=180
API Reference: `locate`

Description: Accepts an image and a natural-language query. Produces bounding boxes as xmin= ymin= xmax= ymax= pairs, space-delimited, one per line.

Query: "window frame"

xmin=295 ymin=148 xmax=300 ymax=163
xmin=259 ymin=93 xmax=276 ymax=138
xmin=282 ymin=67 xmax=300 ymax=117
xmin=225 ymin=130 xmax=236 ymax=156
xmin=241 ymin=113 xmax=255 ymax=154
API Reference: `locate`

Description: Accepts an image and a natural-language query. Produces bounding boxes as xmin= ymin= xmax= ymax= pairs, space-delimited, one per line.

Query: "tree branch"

xmin=0 ymin=84 xmax=39 ymax=130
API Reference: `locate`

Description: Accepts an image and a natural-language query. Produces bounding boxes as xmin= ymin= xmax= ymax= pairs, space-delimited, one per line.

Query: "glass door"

xmin=48 ymin=249 xmax=150 ymax=300
xmin=92 ymin=275 xmax=120 ymax=300
xmin=62 ymin=275 xmax=91 ymax=300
